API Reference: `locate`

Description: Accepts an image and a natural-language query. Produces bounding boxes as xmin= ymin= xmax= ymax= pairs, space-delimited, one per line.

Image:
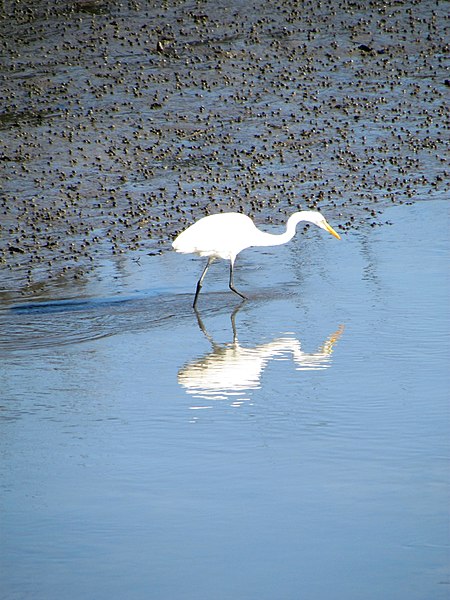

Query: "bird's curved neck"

xmin=252 ymin=212 xmax=310 ymax=248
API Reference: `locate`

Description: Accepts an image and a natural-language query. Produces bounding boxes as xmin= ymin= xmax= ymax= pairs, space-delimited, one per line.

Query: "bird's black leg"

xmin=193 ymin=257 xmax=214 ymax=307
xmin=229 ymin=260 xmax=247 ymax=300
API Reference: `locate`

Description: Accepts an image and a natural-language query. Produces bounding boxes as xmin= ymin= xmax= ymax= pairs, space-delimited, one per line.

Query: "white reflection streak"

xmin=178 ymin=307 xmax=344 ymax=405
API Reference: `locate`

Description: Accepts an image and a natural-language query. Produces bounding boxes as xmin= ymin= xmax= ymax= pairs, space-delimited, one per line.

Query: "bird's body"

xmin=172 ymin=210 xmax=340 ymax=306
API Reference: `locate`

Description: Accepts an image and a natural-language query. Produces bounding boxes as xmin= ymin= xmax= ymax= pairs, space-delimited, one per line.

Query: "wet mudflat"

xmin=0 ymin=0 xmax=448 ymax=293
xmin=1 ymin=199 xmax=449 ymax=599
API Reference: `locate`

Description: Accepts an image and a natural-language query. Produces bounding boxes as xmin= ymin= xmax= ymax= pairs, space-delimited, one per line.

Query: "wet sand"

xmin=0 ymin=0 xmax=448 ymax=296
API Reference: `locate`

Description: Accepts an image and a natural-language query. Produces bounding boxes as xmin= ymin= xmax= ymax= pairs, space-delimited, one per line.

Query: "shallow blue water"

xmin=1 ymin=200 xmax=449 ymax=600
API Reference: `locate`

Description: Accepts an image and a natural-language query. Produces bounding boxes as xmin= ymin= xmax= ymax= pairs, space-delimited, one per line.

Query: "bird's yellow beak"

xmin=324 ymin=221 xmax=341 ymax=240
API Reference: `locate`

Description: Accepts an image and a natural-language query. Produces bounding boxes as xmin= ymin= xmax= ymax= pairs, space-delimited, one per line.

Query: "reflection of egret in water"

xmin=178 ymin=305 xmax=344 ymax=406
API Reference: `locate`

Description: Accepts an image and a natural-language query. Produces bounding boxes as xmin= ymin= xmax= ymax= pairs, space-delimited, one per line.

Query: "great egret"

xmin=172 ymin=210 xmax=341 ymax=306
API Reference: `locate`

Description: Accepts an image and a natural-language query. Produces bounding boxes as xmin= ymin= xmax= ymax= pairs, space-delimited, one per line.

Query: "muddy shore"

xmin=0 ymin=0 xmax=448 ymax=294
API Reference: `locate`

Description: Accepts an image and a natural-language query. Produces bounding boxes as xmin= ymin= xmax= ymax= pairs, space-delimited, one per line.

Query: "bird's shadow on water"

xmin=0 ymin=287 xmax=291 ymax=353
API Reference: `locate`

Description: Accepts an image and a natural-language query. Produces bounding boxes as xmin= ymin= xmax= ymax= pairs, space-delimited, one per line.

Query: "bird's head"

xmin=315 ymin=213 xmax=341 ymax=239
xmin=295 ymin=211 xmax=341 ymax=239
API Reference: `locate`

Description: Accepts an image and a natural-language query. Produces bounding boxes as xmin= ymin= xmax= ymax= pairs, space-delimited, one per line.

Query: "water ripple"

xmin=0 ymin=294 xmax=184 ymax=353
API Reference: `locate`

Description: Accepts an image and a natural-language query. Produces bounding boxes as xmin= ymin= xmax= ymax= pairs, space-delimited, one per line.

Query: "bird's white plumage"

xmin=172 ymin=213 xmax=257 ymax=260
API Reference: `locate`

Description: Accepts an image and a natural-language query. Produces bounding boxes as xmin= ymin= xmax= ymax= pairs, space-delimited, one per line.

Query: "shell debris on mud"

xmin=0 ymin=0 xmax=448 ymax=295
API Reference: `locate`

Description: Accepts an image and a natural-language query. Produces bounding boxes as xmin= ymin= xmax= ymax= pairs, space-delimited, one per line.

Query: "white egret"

xmin=172 ymin=210 xmax=341 ymax=306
